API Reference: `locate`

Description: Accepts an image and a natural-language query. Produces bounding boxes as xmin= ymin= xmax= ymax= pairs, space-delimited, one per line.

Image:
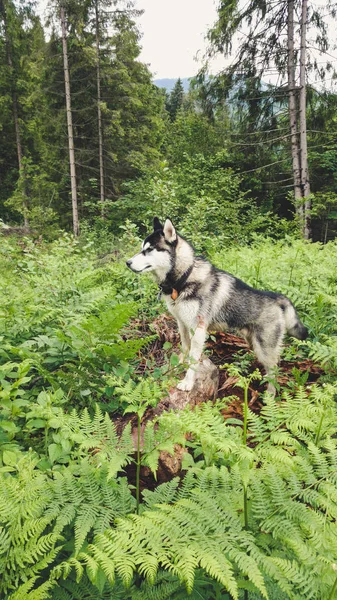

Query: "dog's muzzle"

xmin=126 ymin=260 xmax=151 ymax=273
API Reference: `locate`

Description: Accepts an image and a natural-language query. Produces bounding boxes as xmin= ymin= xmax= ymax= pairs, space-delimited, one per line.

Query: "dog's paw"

xmin=177 ymin=369 xmax=196 ymax=391
xmin=177 ymin=379 xmax=193 ymax=392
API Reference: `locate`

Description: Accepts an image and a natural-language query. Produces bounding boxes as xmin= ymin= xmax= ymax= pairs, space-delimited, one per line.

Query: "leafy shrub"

xmin=0 ymin=235 xmax=156 ymax=407
xmin=109 ymin=156 xmax=293 ymax=250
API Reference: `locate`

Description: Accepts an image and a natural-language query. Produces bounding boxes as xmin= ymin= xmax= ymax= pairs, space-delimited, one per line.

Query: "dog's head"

xmin=126 ymin=217 xmax=177 ymax=275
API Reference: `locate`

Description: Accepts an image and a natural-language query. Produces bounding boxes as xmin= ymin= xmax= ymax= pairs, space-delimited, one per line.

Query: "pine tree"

xmin=0 ymin=0 xmax=165 ymax=231
xmin=42 ymin=0 xmax=165 ymax=222
xmin=203 ymin=0 xmax=336 ymax=238
xmin=288 ymin=0 xmax=302 ymax=221
xmin=299 ymin=0 xmax=310 ymax=238
xmin=0 ymin=2 xmax=61 ymax=231
xmin=0 ymin=0 xmax=34 ymax=227
xmin=166 ymin=77 xmax=184 ymax=121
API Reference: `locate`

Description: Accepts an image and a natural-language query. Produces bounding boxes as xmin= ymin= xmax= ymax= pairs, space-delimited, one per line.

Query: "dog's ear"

xmin=153 ymin=217 xmax=163 ymax=231
xmin=163 ymin=218 xmax=177 ymax=243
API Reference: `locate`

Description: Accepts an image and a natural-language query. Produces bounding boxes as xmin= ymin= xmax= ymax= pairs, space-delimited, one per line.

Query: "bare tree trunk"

xmin=287 ymin=0 xmax=302 ymax=227
xmin=12 ymin=92 xmax=30 ymax=229
xmin=1 ymin=0 xmax=29 ymax=229
xmin=60 ymin=3 xmax=79 ymax=237
xmin=299 ymin=0 xmax=311 ymax=239
xmin=95 ymin=0 xmax=105 ymax=216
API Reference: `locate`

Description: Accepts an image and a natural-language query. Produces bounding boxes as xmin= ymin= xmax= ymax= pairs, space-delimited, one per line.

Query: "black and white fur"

xmin=126 ymin=218 xmax=308 ymax=393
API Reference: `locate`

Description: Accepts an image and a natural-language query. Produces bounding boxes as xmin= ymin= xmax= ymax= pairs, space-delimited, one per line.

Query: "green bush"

xmin=109 ymin=156 xmax=293 ymax=250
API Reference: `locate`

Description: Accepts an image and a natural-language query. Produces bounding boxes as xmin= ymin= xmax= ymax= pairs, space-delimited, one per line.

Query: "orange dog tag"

xmin=171 ymin=288 xmax=178 ymax=300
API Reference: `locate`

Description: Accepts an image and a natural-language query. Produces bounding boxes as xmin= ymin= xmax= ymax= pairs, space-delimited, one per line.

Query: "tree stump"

xmin=129 ymin=358 xmax=220 ymax=482
xmin=154 ymin=357 xmax=219 ymax=415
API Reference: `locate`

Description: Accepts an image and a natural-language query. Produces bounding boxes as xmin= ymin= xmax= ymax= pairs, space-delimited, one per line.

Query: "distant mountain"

xmin=154 ymin=78 xmax=191 ymax=93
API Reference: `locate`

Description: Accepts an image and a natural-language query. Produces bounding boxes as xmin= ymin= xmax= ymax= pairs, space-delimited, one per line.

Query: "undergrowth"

xmin=1 ymin=233 xmax=337 ymax=599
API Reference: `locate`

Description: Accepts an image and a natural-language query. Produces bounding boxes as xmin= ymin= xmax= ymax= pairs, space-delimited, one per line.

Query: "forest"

xmin=1 ymin=0 xmax=337 ymax=599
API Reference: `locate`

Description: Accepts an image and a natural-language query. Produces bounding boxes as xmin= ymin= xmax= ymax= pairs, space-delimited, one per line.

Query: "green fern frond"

xmin=74 ymin=505 xmax=101 ymax=555
xmin=86 ymin=544 xmax=117 ymax=585
xmin=8 ymin=578 xmax=55 ymax=600
xmin=77 ymin=552 xmax=98 ymax=585
xmin=130 ymin=574 xmax=182 ymax=600
xmin=0 ymin=526 xmax=11 ymax=554
xmin=142 ymin=478 xmax=180 ymax=509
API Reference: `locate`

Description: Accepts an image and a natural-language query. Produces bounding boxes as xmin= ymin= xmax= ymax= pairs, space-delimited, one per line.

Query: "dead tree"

xmin=287 ymin=0 xmax=302 ymax=226
xmin=299 ymin=0 xmax=311 ymax=239
xmin=60 ymin=3 xmax=79 ymax=237
xmin=95 ymin=0 xmax=105 ymax=215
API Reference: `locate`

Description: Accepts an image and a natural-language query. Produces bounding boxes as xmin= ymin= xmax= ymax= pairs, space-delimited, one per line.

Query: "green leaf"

xmin=48 ymin=443 xmax=63 ymax=464
xmin=170 ymin=352 xmax=180 ymax=367
xmin=26 ymin=419 xmax=46 ymax=429
xmin=2 ymin=450 xmax=19 ymax=467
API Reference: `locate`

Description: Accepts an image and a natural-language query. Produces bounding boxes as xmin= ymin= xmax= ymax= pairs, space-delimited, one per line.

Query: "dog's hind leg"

xmin=177 ymin=321 xmax=207 ymax=391
xmin=251 ymin=323 xmax=285 ymax=395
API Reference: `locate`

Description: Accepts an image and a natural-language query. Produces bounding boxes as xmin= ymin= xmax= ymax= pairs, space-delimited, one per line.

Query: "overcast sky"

xmin=36 ymin=0 xmax=221 ymax=79
xmin=135 ymin=0 xmax=219 ymax=79
xmin=136 ymin=0 xmax=337 ymax=87
xmin=36 ymin=0 xmax=337 ymax=86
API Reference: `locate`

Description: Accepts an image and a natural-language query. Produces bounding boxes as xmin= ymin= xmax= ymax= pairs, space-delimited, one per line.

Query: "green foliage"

xmin=0 ymin=406 xmax=136 ymax=597
xmin=0 ymin=234 xmax=155 ymax=407
xmin=0 ymin=0 xmax=165 ymax=228
xmin=2 ymin=0 xmax=337 ymax=240
xmin=165 ymin=77 xmax=184 ymax=121
xmin=1 ymin=233 xmax=337 ymax=599
xmin=113 ymin=155 xmax=291 ymax=250
xmin=83 ymin=383 xmax=337 ymax=600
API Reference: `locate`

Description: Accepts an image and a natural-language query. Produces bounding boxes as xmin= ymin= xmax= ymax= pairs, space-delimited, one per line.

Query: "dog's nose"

xmin=126 ymin=259 xmax=132 ymax=268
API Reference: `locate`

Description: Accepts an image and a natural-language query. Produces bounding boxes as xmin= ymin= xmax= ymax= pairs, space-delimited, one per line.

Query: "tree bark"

xmin=60 ymin=3 xmax=79 ymax=237
xmin=299 ymin=0 xmax=311 ymax=239
xmin=1 ymin=0 xmax=29 ymax=229
xmin=95 ymin=0 xmax=105 ymax=215
xmin=287 ymin=0 xmax=302 ymax=226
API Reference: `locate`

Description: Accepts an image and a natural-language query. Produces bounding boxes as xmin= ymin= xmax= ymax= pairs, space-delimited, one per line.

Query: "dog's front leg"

xmin=177 ymin=321 xmax=207 ymax=391
xmin=176 ymin=318 xmax=191 ymax=363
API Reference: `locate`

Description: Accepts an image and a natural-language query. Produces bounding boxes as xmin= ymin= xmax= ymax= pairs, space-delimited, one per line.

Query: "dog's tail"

xmin=282 ymin=298 xmax=308 ymax=340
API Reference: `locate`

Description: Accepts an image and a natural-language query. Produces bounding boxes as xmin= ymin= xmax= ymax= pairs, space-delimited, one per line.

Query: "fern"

xmin=83 ymin=383 xmax=337 ymax=600
xmin=0 ymin=407 xmax=136 ymax=597
xmin=8 ymin=579 xmax=55 ymax=600
xmin=307 ymin=336 xmax=337 ymax=371
xmin=3 ymin=235 xmax=337 ymax=600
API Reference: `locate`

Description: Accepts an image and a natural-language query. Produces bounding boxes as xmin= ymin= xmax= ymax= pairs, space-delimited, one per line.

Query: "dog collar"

xmin=158 ymin=265 xmax=193 ymax=301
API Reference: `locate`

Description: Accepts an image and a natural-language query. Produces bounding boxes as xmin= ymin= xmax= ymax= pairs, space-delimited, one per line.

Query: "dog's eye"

xmin=142 ymin=247 xmax=153 ymax=255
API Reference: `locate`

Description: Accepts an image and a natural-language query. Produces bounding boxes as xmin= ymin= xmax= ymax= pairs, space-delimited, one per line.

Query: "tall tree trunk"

xmin=95 ymin=0 xmax=105 ymax=215
xmin=60 ymin=3 xmax=79 ymax=237
xmin=1 ymin=0 xmax=29 ymax=229
xmin=287 ymin=0 xmax=302 ymax=227
xmin=299 ymin=0 xmax=311 ymax=239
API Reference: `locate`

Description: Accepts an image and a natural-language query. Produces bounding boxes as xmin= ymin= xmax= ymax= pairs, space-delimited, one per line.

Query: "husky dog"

xmin=126 ymin=218 xmax=308 ymax=393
